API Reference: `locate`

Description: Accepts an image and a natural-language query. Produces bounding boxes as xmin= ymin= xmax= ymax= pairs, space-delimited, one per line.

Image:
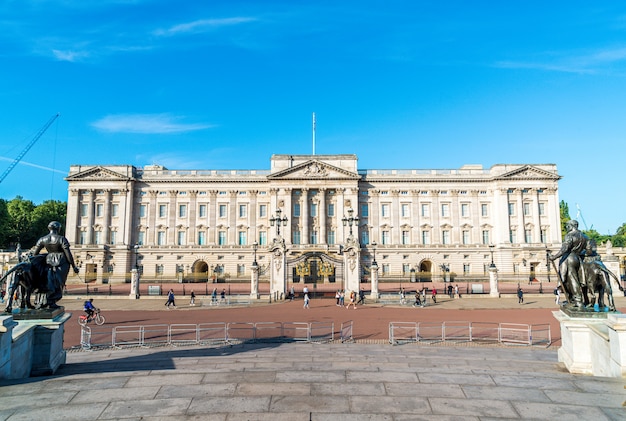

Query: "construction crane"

xmin=0 ymin=113 xmax=60 ymax=183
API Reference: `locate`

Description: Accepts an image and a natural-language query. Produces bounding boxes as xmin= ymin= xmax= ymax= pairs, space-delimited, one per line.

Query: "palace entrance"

xmin=287 ymin=252 xmax=343 ymax=285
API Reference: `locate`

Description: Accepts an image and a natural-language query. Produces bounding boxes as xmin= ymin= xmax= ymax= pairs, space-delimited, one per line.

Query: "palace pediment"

xmin=268 ymin=159 xmax=360 ymax=180
xmin=66 ymin=166 xmax=132 ymax=181
xmin=496 ymin=165 xmax=561 ymax=181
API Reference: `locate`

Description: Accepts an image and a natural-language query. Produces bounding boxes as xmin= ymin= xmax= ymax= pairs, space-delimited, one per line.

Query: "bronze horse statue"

xmin=1 ymin=254 xmax=54 ymax=313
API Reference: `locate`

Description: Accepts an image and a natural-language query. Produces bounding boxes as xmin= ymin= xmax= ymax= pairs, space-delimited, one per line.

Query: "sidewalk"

xmin=0 ymin=341 xmax=624 ymax=420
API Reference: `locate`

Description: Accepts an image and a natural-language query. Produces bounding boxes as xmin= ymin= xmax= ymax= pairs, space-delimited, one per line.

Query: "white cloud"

xmin=153 ymin=17 xmax=257 ymax=37
xmin=91 ymin=114 xmax=215 ymax=134
xmin=52 ymin=49 xmax=89 ymax=62
xmin=494 ymin=46 xmax=626 ymax=74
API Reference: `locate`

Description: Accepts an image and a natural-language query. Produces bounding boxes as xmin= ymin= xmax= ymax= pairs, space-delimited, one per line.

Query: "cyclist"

xmin=83 ymin=298 xmax=96 ymax=319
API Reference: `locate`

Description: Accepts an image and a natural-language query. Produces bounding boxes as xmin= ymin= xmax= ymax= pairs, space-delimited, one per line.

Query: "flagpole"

xmin=312 ymin=112 xmax=316 ymax=155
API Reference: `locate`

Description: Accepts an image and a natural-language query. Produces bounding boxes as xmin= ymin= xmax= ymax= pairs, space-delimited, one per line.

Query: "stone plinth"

xmin=0 ymin=311 xmax=71 ymax=379
xmin=554 ymin=310 xmax=626 ymax=377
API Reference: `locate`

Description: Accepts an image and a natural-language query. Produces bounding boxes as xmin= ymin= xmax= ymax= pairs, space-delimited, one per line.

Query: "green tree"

xmin=6 ymin=196 xmax=36 ymax=247
xmin=30 ymin=200 xmax=67 ymax=238
xmin=616 ymin=223 xmax=626 ymax=236
xmin=559 ymin=200 xmax=570 ymax=240
xmin=0 ymin=199 xmax=10 ymax=248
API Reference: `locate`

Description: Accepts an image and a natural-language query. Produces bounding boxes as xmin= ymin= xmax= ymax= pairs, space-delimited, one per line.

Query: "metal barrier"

xmin=80 ymin=325 xmax=91 ymax=349
xmin=227 ymin=322 xmax=256 ymax=342
xmin=170 ymin=324 xmax=199 ymax=346
xmin=389 ymin=321 xmax=551 ymax=347
xmin=113 ymin=325 xmax=145 ymax=348
xmin=309 ymin=321 xmax=334 ymax=343
xmin=417 ymin=321 xmax=444 ymax=343
xmin=499 ymin=323 xmax=531 ymax=345
xmin=389 ymin=322 xmax=419 ymax=344
xmin=254 ymin=321 xmax=284 ymax=342
xmin=198 ymin=322 xmax=228 ymax=345
xmin=443 ymin=321 xmax=471 ymax=342
xmin=340 ymin=320 xmax=353 ymax=343
xmin=282 ymin=322 xmax=310 ymax=342
xmin=530 ymin=323 xmax=551 ymax=346
xmin=469 ymin=322 xmax=500 ymax=343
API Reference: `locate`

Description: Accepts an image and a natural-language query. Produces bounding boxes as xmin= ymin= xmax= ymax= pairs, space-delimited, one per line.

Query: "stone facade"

xmin=62 ymin=154 xmax=570 ymax=292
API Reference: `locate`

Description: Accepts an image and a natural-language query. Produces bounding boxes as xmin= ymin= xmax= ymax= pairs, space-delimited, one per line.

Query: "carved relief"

xmin=303 ymin=162 xmax=328 ymax=177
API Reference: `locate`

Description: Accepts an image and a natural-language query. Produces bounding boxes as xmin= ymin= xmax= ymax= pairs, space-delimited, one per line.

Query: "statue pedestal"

xmin=553 ymin=310 xmax=626 ymax=377
xmin=0 ymin=311 xmax=71 ymax=379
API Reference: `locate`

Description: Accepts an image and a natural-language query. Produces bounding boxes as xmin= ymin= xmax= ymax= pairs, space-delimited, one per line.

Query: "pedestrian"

xmin=555 ymin=287 xmax=561 ymax=305
xmin=517 ymin=286 xmax=524 ymax=304
xmin=190 ymin=290 xmax=196 ymax=306
xmin=431 ymin=287 xmax=437 ymax=304
xmin=346 ymin=290 xmax=357 ymax=309
xmin=421 ymin=288 xmax=427 ymax=306
xmin=399 ymin=287 xmax=406 ymax=305
xmin=165 ymin=288 xmax=176 ymax=309
xmin=413 ymin=291 xmax=421 ymax=307
xmin=454 ymin=284 xmax=460 ymax=299
xmin=290 ymin=286 xmax=295 ymax=301
xmin=335 ymin=290 xmax=341 ymax=306
xmin=220 ymin=288 xmax=226 ymax=304
xmin=303 ymin=292 xmax=310 ymax=309
xmin=357 ymin=288 xmax=365 ymax=305
xmin=339 ymin=290 xmax=345 ymax=306
xmin=211 ymin=288 xmax=217 ymax=305
xmin=448 ymin=284 xmax=453 ymax=298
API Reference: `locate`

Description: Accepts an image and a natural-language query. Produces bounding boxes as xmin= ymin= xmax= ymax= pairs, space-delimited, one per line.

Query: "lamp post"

xmin=545 ymin=246 xmax=551 ymax=283
xmin=252 ymin=241 xmax=258 ymax=266
xmin=342 ymin=207 xmax=359 ymax=237
xmin=269 ymin=208 xmax=288 ymax=236
xmin=133 ymin=244 xmax=140 ymax=270
xmin=371 ymin=241 xmax=378 ymax=266
xmin=489 ymin=244 xmax=495 ymax=268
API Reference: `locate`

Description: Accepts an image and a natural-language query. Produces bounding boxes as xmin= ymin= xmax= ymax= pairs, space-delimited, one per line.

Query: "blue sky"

xmin=1 ymin=1 xmax=625 ymax=234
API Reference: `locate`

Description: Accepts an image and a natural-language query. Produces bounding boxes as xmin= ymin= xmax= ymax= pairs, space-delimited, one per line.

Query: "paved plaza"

xmin=0 ymin=294 xmax=625 ymax=420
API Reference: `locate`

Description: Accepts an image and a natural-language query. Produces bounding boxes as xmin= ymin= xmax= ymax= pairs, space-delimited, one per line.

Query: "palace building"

xmin=64 ymin=154 xmax=563 ymax=294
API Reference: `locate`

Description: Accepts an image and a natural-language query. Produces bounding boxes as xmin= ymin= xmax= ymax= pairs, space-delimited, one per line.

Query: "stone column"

xmin=489 ymin=265 xmax=499 ymax=297
xmin=129 ymin=269 xmax=140 ymax=299
xmin=370 ymin=263 xmax=379 ymax=299
xmin=250 ymin=263 xmax=259 ymax=299
xmin=86 ymin=189 xmax=95 ymax=244
xmin=319 ymin=188 xmax=326 ymax=245
xmin=301 ymin=188 xmax=309 ymax=244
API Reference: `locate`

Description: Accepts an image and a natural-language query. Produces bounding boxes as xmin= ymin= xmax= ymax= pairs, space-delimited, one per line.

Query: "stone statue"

xmin=549 ymin=220 xmax=588 ymax=308
xmin=583 ymin=240 xmax=623 ymax=311
xmin=33 ymin=221 xmax=79 ymax=309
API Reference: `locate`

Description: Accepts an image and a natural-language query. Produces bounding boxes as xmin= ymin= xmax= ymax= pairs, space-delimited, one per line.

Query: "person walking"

xmin=357 ymin=288 xmax=365 ymax=305
xmin=335 ymin=290 xmax=341 ymax=306
xmin=454 ymin=284 xmax=460 ymax=299
xmin=517 ymin=286 xmax=524 ymax=304
xmin=165 ymin=289 xmax=176 ymax=309
xmin=303 ymin=292 xmax=310 ymax=309
xmin=555 ymin=286 xmax=561 ymax=305
xmin=220 ymin=288 xmax=226 ymax=304
xmin=346 ymin=290 xmax=357 ymax=309
xmin=211 ymin=288 xmax=217 ymax=305
xmin=431 ymin=287 xmax=437 ymax=304
xmin=190 ymin=290 xmax=196 ymax=306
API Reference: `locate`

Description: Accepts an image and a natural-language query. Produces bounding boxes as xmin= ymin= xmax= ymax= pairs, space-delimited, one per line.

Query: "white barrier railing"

xmin=389 ymin=321 xmax=551 ymax=346
xmin=310 ymin=321 xmax=334 ymax=343
xmin=340 ymin=320 xmax=353 ymax=343
xmin=389 ymin=322 xmax=419 ymax=344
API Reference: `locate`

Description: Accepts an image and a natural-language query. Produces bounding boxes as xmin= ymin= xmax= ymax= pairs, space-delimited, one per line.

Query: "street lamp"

xmin=133 ymin=244 xmax=140 ymax=270
xmin=545 ymin=246 xmax=551 ymax=283
xmin=342 ymin=207 xmax=359 ymax=237
xmin=489 ymin=244 xmax=495 ymax=268
xmin=371 ymin=241 xmax=378 ymax=266
xmin=252 ymin=241 xmax=258 ymax=266
xmin=269 ymin=208 xmax=288 ymax=236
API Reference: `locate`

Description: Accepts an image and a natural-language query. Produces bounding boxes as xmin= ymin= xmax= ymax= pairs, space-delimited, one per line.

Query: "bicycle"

xmin=78 ymin=308 xmax=105 ymax=326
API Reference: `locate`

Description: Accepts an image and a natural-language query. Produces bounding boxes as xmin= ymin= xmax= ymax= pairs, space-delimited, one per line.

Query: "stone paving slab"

xmin=0 ymin=342 xmax=624 ymax=420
